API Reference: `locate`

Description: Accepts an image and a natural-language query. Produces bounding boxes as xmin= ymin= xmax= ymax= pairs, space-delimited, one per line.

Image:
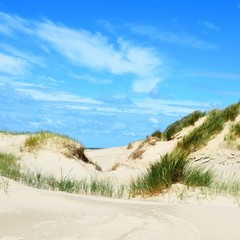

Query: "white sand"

xmin=0 ymin=115 xmax=240 ymax=239
xmin=1 ymin=179 xmax=240 ymax=240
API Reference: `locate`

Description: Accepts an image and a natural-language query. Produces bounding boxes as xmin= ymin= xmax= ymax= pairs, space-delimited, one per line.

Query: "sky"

xmin=0 ymin=0 xmax=240 ymax=148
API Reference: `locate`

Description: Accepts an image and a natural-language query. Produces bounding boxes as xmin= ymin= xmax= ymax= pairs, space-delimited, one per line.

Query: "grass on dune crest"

xmin=23 ymin=131 xmax=100 ymax=168
xmin=0 ymin=130 xmax=30 ymax=135
xmin=177 ymin=102 xmax=240 ymax=153
xmin=162 ymin=110 xmax=206 ymax=141
xmin=24 ymin=131 xmax=79 ymax=151
xmin=131 ymin=102 xmax=240 ymax=198
xmin=162 ymin=101 xmax=240 ymax=142
xmin=1 ymin=102 xmax=240 ymax=200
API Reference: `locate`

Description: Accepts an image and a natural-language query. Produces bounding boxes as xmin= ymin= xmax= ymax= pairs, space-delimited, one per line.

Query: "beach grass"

xmin=0 ymin=153 xmax=21 ymax=181
xmin=151 ymin=129 xmax=163 ymax=139
xmin=130 ymin=151 xmax=214 ymax=197
xmin=0 ymin=152 xmax=123 ymax=198
xmin=224 ymin=122 xmax=240 ymax=150
xmin=163 ymin=110 xmax=206 ymax=141
xmin=24 ymin=131 xmax=78 ymax=151
xmin=23 ymin=131 xmax=102 ymax=169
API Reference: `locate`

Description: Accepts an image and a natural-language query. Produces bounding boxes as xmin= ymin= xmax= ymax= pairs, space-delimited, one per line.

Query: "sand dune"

xmin=1 ymin=179 xmax=240 ymax=240
xmin=1 ymin=113 xmax=240 ymax=239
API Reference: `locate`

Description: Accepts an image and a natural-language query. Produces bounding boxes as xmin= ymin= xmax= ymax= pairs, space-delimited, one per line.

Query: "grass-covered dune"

xmin=130 ymin=101 xmax=240 ymax=197
xmin=1 ymin=101 xmax=240 ymax=201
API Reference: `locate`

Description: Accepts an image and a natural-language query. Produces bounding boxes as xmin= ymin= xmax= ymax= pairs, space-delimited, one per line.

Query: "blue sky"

xmin=0 ymin=0 xmax=239 ymax=147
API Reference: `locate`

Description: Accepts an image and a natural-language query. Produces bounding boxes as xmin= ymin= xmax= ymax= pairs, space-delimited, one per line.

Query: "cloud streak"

xmin=128 ymin=24 xmax=219 ymax=50
xmin=201 ymin=20 xmax=219 ymax=32
xmin=35 ymin=21 xmax=162 ymax=92
xmin=16 ymin=88 xmax=103 ymax=104
xmin=0 ymin=12 xmax=164 ymax=93
xmin=0 ymin=52 xmax=28 ymax=76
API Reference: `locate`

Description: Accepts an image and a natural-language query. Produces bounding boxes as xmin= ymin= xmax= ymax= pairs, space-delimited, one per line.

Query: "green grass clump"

xmin=24 ymin=131 xmax=63 ymax=151
xmin=226 ymin=122 xmax=240 ymax=140
xmin=23 ymin=131 xmax=95 ymax=164
xmin=0 ymin=153 xmax=21 ymax=180
xmin=130 ymin=151 xmax=213 ymax=197
xmin=221 ymin=101 xmax=240 ymax=122
xmin=177 ymin=103 xmax=240 ymax=153
xmin=162 ymin=102 xmax=239 ymax=142
xmin=183 ymin=166 xmax=214 ymax=187
xmin=20 ymin=172 xmax=123 ymax=198
xmin=224 ymin=122 xmax=240 ymax=150
xmin=206 ymin=178 xmax=240 ymax=202
xmin=151 ymin=129 xmax=162 ymax=139
xmin=0 ymin=130 xmax=30 ymax=135
xmin=163 ymin=110 xmax=205 ymax=141
xmin=177 ymin=109 xmax=224 ymax=153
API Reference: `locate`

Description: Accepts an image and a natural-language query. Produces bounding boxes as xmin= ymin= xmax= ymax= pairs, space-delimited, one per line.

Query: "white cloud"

xmin=187 ymin=71 xmax=240 ymax=81
xmin=0 ymin=12 xmax=163 ymax=93
xmin=35 ymin=21 xmax=161 ymax=76
xmin=0 ymin=53 xmax=28 ymax=76
xmin=0 ymin=12 xmax=30 ymax=36
xmin=201 ymin=20 xmax=219 ymax=32
xmin=0 ymin=23 xmax=11 ymax=35
xmin=0 ymin=43 xmax=45 ymax=66
xmin=70 ymin=73 xmax=112 ymax=84
xmin=35 ymin=21 xmax=162 ymax=92
xmin=149 ymin=117 xmax=159 ymax=124
xmin=132 ymin=77 xmax=162 ymax=93
xmin=134 ymin=98 xmax=209 ymax=115
xmin=16 ymin=88 xmax=102 ymax=104
xmin=112 ymin=122 xmax=125 ymax=130
xmin=128 ymin=24 xmax=219 ymax=50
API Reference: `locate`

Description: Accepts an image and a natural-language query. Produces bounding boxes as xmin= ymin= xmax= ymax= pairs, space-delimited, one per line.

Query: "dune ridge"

xmin=1 ymin=102 xmax=240 ymax=239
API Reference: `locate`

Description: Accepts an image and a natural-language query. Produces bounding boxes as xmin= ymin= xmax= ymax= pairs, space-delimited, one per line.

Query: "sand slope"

xmin=1 ymin=179 xmax=240 ymax=240
xmin=1 ymin=115 xmax=240 ymax=239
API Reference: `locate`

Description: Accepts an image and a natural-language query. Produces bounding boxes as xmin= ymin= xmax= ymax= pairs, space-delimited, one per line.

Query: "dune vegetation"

xmin=225 ymin=122 xmax=240 ymax=150
xmin=131 ymin=102 xmax=240 ymax=197
xmin=1 ymin=102 xmax=240 ymax=200
xmin=130 ymin=150 xmax=213 ymax=197
xmin=23 ymin=131 xmax=102 ymax=169
xmin=0 ymin=152 xmax=124 ymax=197
xmin=163 ymin=110 xmax=206 ymax=141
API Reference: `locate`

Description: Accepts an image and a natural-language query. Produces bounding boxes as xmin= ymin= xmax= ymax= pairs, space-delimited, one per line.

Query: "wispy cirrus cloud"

xmin=35 ymin=21 xmax=162 ymax=88
xmin=0 ymin=52 xmax=28 ymax=76
xmin=0 ymin=12 xmax=30 ymax=36
xmin=186 ymin=71 xmax=240 ymax=81
xmin=0 ymin=12 xmax=164 ymax=93
xmin=132 ymin=77 xmax=162 ymax=93
xmin=69 ymin=73 xmax=112 ymax=84
xmin=133 ymin=97 xmax=210 ymax=116
xmin=0 ymin=43 xmax=45 ymax=66
xmin=200 ymin=20 xmax=219 ymax=32
xmin=16 ymin=88 xmax=103 ymax=104
xmin=128 ymin=24 xmax=219 ymax=50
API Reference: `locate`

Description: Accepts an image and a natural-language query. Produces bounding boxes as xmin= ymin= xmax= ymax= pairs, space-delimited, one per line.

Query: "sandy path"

xmin=1 ymin=180 xmax=240 ymax=240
